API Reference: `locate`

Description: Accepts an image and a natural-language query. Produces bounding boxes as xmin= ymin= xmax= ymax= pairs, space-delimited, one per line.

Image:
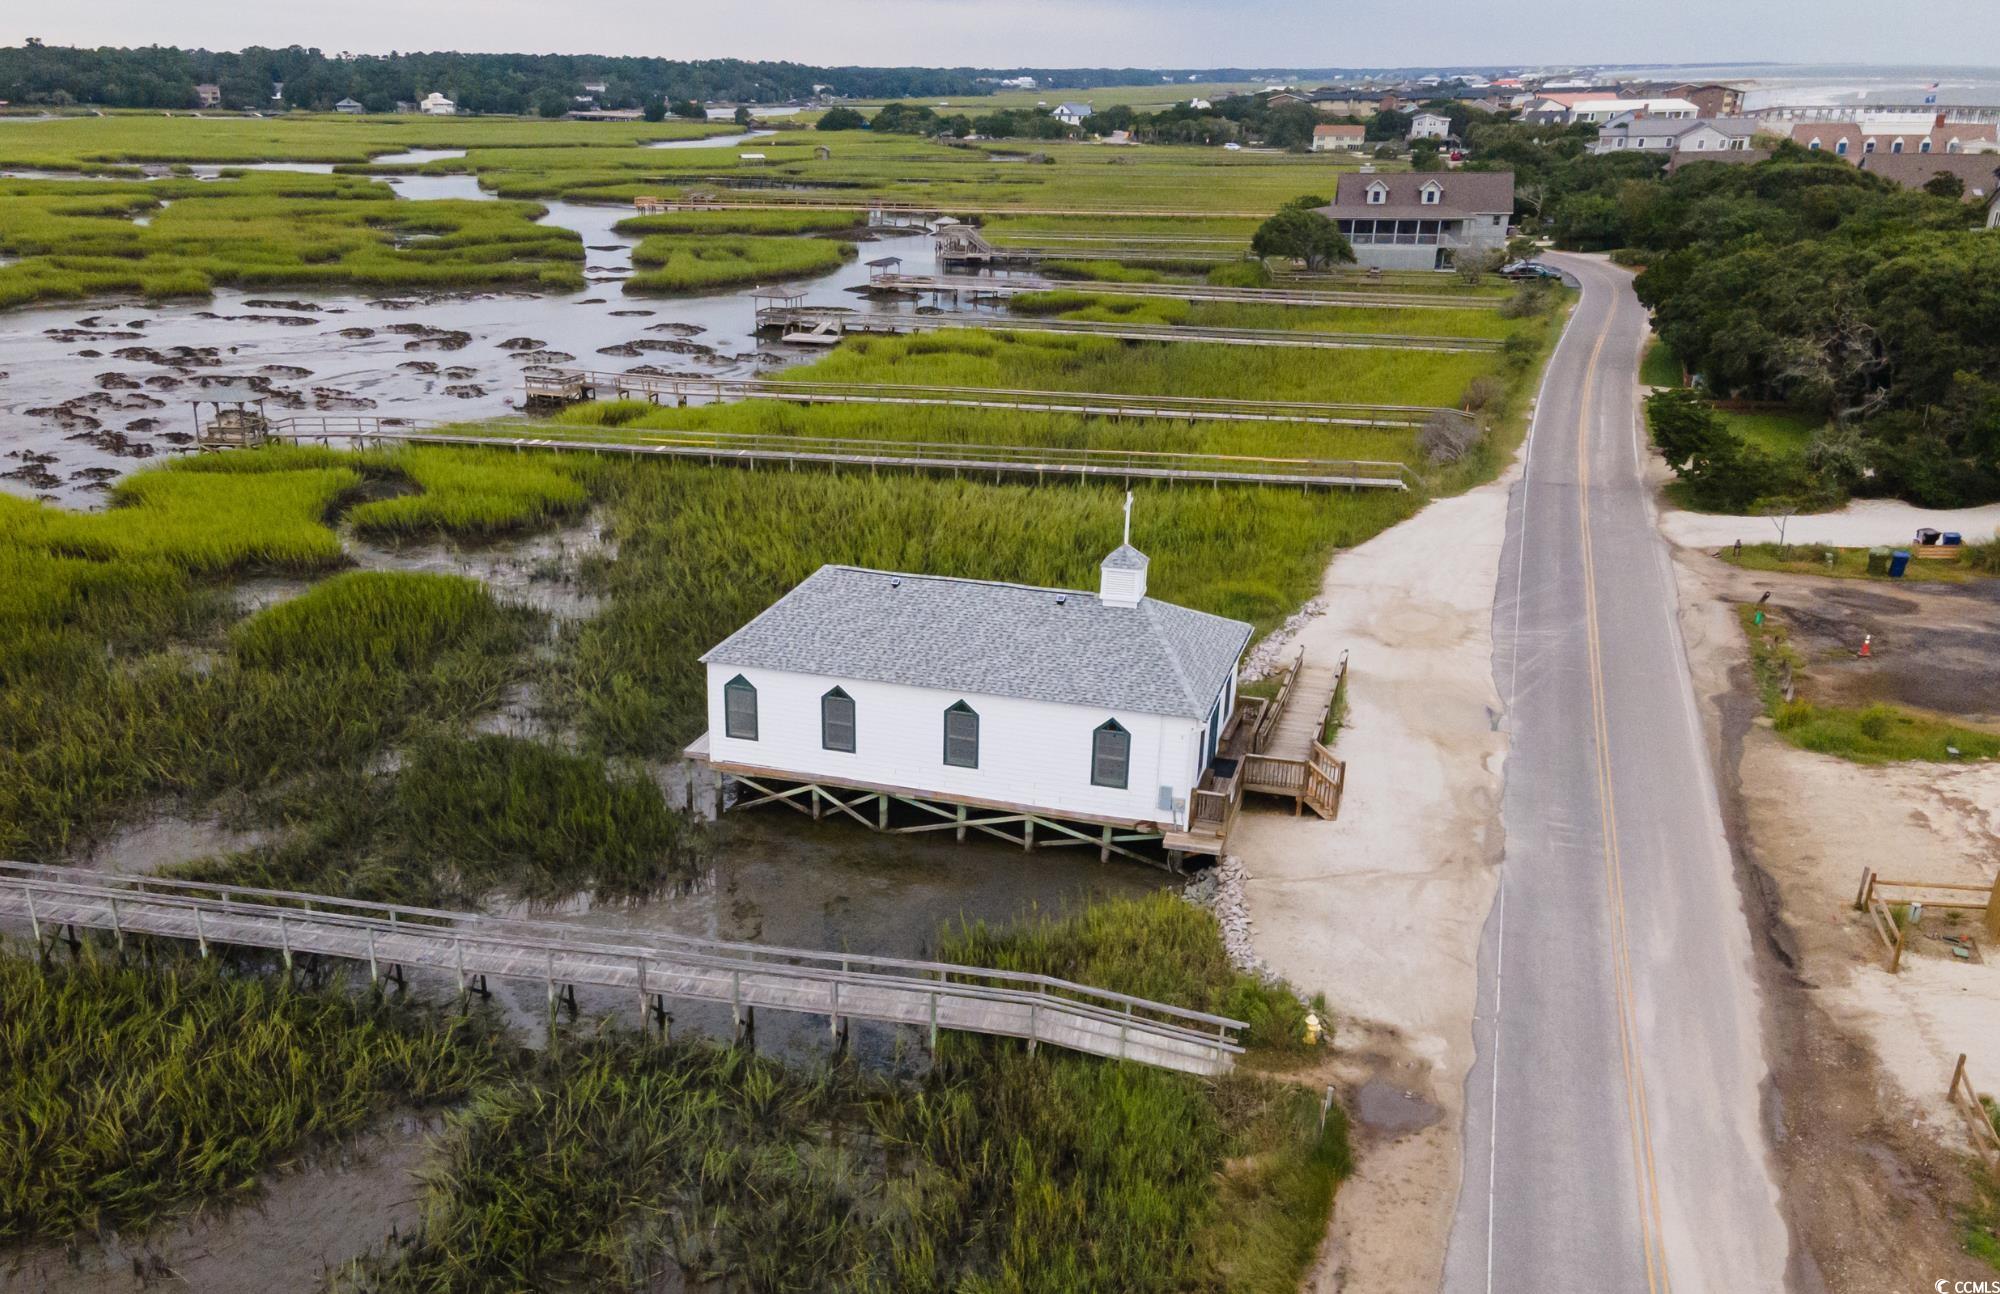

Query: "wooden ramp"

xmin=0 ymin=862 xmax=1245 ymax=1076
xmin=1240 ymin=650 xmax=1348 ymax=819
xmin=1265 ymin=662 xmax=1340 ymax=761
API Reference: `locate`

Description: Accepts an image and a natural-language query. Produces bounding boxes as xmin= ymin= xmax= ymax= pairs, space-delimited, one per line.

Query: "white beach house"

xmin=693 ymin=528 xmax=1253 ymax=860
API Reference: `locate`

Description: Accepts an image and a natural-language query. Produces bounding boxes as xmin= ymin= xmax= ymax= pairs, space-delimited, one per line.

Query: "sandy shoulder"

xmin=1660 ymin=497 xmax=2000 ymax=551
xmin=1234 ymin=470 xmax=1512 ymax=1294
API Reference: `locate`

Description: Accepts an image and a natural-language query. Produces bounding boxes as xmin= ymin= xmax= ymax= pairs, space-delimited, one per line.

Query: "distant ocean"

xmin=1606 ymin=62 xmax=2000 ymax=109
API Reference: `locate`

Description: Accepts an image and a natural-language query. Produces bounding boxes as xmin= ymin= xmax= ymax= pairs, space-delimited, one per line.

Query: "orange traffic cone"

xmin=1858 ymin=634 xmax=1872 ymax=658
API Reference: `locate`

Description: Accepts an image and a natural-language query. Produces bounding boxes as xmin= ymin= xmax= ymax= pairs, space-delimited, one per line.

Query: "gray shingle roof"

xmin=1101 ymin=543 xmax=1148 ymax=571
xmin=1326 ymin=170 xmax=1515 ymax=217
xmin=702 ymin=564 xmax=1251 ymax=719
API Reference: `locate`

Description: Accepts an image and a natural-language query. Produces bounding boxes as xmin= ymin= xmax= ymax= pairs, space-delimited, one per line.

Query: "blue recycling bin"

xmin=1887 ymin=550 xmax=1911 ymax=578
xmin=1942 ymin=531 xmax=1963 ymax=546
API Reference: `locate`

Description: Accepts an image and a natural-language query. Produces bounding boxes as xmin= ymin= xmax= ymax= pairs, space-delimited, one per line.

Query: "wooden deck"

xmin=752 ymin=305 xmax=1503 ymax=354
xmin=0 ymin=861 xmax=1245 ymax=1076
xmin=864 ymin=272 xmax=1508 ymax=311
xmin=258 ymin=419 xmax=1413 ymax=491
xmin=525 ymin=369 xmax=1469 ymax=433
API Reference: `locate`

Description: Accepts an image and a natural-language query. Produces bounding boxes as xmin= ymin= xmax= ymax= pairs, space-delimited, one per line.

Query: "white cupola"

xmin=1099 ymin=492 xmax=1148 ymax=608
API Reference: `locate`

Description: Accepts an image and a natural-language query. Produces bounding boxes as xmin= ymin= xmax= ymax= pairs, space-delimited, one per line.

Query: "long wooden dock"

xmin=0 ymin=861 xmax=1245 ymax=1075
xmin=526 ymin=370 xmax=1467 ymax=432
xmin=864 ymin=272 xmax=1508 ymax=311
xmin=634 ymin=194 xmax=1277 ymax=219
xmin=252 ymin=420 xmax=1413 ymax=491
xmin=754 ymin=305 xmax=1503 ymax=354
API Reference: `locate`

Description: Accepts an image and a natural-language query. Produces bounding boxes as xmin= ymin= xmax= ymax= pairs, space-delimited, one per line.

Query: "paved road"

xmin=1442 ymin=256 xmax=1791 ymax=1293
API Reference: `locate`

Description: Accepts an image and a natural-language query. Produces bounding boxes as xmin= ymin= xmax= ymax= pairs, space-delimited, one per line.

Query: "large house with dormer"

xmin=1791 ymin=116 xmax=2000 ymax=160
xmin=1315 ymin=171 xmax=1514 ymax=271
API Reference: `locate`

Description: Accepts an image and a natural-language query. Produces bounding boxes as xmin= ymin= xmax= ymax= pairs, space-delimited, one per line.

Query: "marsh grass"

xmin=0 ymin=173 xmax=581 ymax=309
xmin=0 ymin=450 xmax=573 ymax=857
xmin=169 ymin=732 xmax=705 ymax=907
xmin=938 ymin=891 xmax=1313 ymax=1052
xmin=338 ymin=895 xmax=1349 ymax=1294
xmin=625 ymin=232 xmax=854 ymax=293
xmin=344 ymin=446 xmax=597 ymax=541
xmin=615 ymin=208 xmax=866 ymax=236
xmin=0 ymin=948 xmax=504 ymax=1246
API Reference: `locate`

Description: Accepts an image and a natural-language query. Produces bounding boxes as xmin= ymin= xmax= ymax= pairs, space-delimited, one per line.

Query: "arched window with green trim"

xmin=822 ymin=687 xmax=856 ymax=752
xmin=723 ymin=674 xmax=758 ymax=740
xmin=1092 ymin=719 xmax=1130 ymax=788
xmin=943 ymin=701 xmax=979 ymax=768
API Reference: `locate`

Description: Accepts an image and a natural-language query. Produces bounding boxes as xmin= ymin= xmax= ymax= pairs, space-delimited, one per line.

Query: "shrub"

xmin=1499 ymin=281 xmax=1553 ymax=318
xmin=1461 ymin=375 xmax=1505 ymax=412
xmin=1419 ymin=412 xmax=1483 ymax=465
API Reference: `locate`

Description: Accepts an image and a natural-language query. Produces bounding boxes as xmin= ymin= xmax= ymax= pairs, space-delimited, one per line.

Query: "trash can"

xmin=1866 ymin=547 xmax=1891 ymax=575
xmin=1916 ymin=527 xmax=1942 ymax=546
xmin=1942 ymin=531 xmax=1963 ymax=547
xmin=1888 ymin=550 xmax=1911 ymax=578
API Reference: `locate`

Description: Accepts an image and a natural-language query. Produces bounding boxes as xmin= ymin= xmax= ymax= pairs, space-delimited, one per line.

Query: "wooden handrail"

xmin=0 ymin=861 xmax=1245 ymax=1072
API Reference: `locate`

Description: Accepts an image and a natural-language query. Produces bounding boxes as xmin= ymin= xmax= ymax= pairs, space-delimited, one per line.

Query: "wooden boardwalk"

xmin=0 ymin=862 xmax=1245 ymax=1075
xmin=754 ymin=305 xmax=1503 ymax=354
xmin=253 ymin=420 xmax=1414 ymax=491
xmin=527 ymin=370 xmax=1467 ymax=432
xmin=865 ymin=272 xmax=1508 ymax=311
xmin=633 ymin=195 xmax=1277 ymax=219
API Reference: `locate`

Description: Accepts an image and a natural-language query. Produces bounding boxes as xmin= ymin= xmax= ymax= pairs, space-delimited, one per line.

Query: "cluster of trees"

xmin=0 ymin=43 xmax=987 ymax=113
xmin=847 ymin=101 xmax=1077 ymax=141
xmin=1250 ymin=195 xmax=1354 ymax=269
xmin=0 ymin=45 xmax=1421 ymax=114
xmin=837 ymin=92 xmax=1482 ymax=152
xmin=1506 ymin=140 xmax=2000 ymax=506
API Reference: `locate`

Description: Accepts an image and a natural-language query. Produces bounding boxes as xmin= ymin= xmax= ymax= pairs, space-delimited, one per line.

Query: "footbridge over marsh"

xmin=0 ymin=862 xmax=1248 ymax=1076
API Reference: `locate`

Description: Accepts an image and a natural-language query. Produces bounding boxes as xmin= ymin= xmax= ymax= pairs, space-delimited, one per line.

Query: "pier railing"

xmin=751 ymin=304 xmax=1504 ymax=354
xmin=257 ymin=418 xmax=1413 ymax=490
xmin=0 ymin=861 xmax=1247 ymax=1076
xmin=525 ymin=369 xmax=1469 ymax=432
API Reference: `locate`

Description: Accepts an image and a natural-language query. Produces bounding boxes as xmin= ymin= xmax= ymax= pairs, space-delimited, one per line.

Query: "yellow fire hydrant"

xmin=1303 ymin=1011 xmax=1325 ymax=1047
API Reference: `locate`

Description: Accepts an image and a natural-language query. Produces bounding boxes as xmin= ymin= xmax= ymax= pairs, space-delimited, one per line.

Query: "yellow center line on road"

xmin=1573 ymin=302 xmax=1675 ymax=1293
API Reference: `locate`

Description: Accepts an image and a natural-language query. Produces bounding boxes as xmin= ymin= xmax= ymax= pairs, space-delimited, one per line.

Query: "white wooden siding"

xmin=706 ymin=665 xmax=1208 ymax=827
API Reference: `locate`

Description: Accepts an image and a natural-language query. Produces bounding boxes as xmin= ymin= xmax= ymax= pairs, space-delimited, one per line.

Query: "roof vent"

xmin=1055 ymin=593 xmax=1067 ymax=605
xmin=889 ymin=577 xmax=902 ymax=588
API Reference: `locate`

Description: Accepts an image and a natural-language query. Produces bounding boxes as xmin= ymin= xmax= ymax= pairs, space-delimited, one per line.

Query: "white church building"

xmin=692 ymin=526 xmax=1253 ymax=862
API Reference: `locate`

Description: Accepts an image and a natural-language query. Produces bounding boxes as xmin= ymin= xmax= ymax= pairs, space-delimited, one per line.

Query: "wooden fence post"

xmin=1986 ymin=872 xmax=2000 ymax=944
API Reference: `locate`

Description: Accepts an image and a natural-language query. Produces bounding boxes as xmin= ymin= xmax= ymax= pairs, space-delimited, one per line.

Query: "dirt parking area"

xmin=1735 ymin=571 xmax=2000 ymax=722
xmin=1672 ymin=545 xmax=2000 ymax=1290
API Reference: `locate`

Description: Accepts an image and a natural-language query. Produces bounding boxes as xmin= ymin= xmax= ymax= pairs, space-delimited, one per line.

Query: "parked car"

xmin=1500 ymin=260 xmax=1563 ymax=281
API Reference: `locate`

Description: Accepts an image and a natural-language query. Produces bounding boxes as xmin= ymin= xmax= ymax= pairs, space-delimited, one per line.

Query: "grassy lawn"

xmin=1739 ymin=605 xmax=2000 ymax=762
xmin=1640 ymin=338 xmax=1682 ymax=388
xmin=1717 ymin=407 xmax=1823 ymax=457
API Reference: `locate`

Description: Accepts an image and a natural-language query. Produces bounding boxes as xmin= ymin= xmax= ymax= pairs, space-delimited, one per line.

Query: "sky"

xmin=12 ymin=0 xmax=2000 ymax=70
